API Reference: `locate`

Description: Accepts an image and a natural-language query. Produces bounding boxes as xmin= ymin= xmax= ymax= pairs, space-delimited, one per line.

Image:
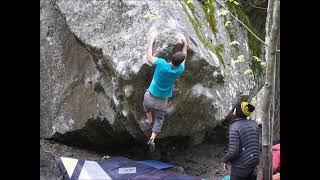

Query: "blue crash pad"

xmin=137 ymin=160 xmax=173 ymax=169
xmin=58 ymin=156 xmax=198 ymax=180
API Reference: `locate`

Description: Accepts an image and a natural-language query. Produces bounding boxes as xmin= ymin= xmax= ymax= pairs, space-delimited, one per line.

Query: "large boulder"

xmin=40 ymin=149 xmax=62 ymax=180
xmin=40 ymin=0 xmax=264 ymax=147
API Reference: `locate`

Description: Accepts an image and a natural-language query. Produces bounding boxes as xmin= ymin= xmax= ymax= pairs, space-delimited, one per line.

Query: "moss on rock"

xmin=226 ymin=1 xmax=262 ymax=73
xmin=200 ymin=0 xmax=218 ymax=36
xmin=180 ymin=0 xmax=225 ymax=66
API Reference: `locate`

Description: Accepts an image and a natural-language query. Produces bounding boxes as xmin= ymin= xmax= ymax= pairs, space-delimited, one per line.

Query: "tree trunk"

xmin=261 ymin=0 xmax=280 ymax=179
xmin=273 ymin=32 xmax=280 ymax=141
xmin=259 ymin=0 xmax=273 ymax=179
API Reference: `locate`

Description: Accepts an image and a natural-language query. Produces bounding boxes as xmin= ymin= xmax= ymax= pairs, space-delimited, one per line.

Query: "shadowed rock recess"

xmin=40 ymin=0 xmax=265 ymax=150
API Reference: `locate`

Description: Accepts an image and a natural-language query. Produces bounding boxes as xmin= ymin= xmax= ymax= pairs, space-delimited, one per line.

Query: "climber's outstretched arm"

xmin=147 ymin=35 xmax=157 ymax=65
xmin=181 ymin=36 xmax=188 ymax=65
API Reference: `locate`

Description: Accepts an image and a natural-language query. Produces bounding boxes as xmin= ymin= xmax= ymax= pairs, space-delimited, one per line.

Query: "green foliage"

xmin=252 ymin=56 xmax=267 ymax=67
xmin=218 ymin=9 xmax=229 ymax=17
xmin=184 ymin=0 xmax=203 ymax=28
xmin=164 ymin=0 xmax=172 ymax=4
xmin=234 ymin=55 xmax=245 ymax=64
xmin=200 ymin=0 xmax=218 ymax=35
xmin=224 ymin=21 xmax=232 ymax=28
xmin=233 ymin=1 xmax=240 ymax=5
xmin=250 ymin=97 xmax=257 ymax=106
xmin=225 ymin=0 xmax=240 ymax=5
xmin=143 ymin=11 xmax=161 ymax=20
xmin=180 ymin=0 xmax=225 ymax=66
xmin=229 ymin=40 xmax=240 ymax=46
xmin=217 ymin=44 xmax=224 ymax=52
xmin=244 ymin=68 xmax=253 ymax=75
xmin=252 ymin=56 xmax=262 ymax=62
xmin=226 ymin=0 xmax=262 ymax=74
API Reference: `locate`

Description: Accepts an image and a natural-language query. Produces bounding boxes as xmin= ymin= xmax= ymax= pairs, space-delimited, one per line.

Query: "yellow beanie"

xmin=241 ymin=102 xmax=252 ymax=117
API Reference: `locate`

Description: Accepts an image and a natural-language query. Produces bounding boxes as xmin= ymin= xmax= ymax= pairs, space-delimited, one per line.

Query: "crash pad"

xmin=58 ymin=156 xmax=199 ymax=180
xmin=137 ymin=160 xmax=173 ymax=169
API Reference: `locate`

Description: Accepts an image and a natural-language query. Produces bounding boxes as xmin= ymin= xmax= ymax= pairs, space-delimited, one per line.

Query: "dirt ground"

xmin=163 ymin=143 xmax=229 ymax=179
xmin=40 ymin=139 xmax=229 ymax=180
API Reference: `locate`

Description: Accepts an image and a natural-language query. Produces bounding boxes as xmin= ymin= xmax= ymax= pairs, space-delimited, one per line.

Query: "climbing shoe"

xmin=147 ymin=139 xmax=155 ymax=152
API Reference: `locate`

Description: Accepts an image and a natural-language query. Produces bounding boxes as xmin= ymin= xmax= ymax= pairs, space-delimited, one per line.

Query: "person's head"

xmin=273 ymin=137 xmax=280 ymax=145
xmin=171 ymin=52 xmax=185 ymax=66
xmin=233 ymin=101 xmax=255 ymax=119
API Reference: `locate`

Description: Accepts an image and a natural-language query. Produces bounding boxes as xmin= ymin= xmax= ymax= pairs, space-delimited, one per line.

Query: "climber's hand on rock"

xmin=149 ymin=32 xmax=157 ymax=44
xmin=223 ymin=163 xmax=230 ymax=171
xmin=176 ymin=33 xmax=186 ymax=44
xmin=181 ymin=36 xmax=187 ymax=44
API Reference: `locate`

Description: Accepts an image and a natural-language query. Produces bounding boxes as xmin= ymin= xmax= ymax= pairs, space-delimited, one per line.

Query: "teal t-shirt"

xmin=149 ymin=58 xmax=185 ymax=98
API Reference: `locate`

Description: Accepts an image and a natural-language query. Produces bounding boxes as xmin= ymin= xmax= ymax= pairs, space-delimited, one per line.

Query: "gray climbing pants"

xmin=143 ymin=90 xmax=167 ymax=133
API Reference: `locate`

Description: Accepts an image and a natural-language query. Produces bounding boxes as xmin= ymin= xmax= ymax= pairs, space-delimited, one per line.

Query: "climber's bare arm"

xmin=147 ymin=35 xmax=157 ymax=65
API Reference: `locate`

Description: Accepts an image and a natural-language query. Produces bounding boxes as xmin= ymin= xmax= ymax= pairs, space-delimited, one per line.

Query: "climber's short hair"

xmin=171 ymin=52 xmax=185 ymax=66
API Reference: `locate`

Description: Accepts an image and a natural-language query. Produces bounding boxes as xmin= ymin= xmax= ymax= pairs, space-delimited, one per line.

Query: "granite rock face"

xmin=40 ymin=0 xmax=264 ymax=147
xmin=40 ymin=149 xmax=62 ymax=180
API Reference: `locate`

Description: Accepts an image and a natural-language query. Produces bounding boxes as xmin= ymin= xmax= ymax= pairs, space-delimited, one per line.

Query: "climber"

xmin=142 ymin=33 xmax=188 ymax=152
xmin=223 ymin=101 xmax=260 ymax=180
